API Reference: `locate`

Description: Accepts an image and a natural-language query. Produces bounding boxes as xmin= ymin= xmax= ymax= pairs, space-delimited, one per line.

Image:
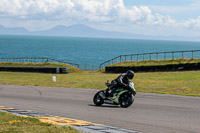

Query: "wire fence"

xmin=0 ymin=57 xmax=99 ymax=71
xmin=99 ymin=50 xmax=200 ymax=70
xmin=1 ymin=50 xmax=200 ymax=71
xmin=0 ymin=57 xmax=79 ymax=68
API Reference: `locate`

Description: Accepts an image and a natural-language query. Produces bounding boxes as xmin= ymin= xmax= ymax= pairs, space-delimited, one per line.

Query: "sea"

xmin=0 ymin=35 xmax=200 ymax=70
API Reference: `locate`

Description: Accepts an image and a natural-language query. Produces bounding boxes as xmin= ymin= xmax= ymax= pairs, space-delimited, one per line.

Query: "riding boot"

xmin=104 ymin=87 xmax=111 ymax=97
xmin=109 ymin=89 xmax=116 ymax=97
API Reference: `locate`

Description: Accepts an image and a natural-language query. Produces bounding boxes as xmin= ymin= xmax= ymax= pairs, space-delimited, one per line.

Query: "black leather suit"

xmin=112 ymin=73 xmax=131 ymax=89
xmin=106 ymin=73 xmax=135 ymax=96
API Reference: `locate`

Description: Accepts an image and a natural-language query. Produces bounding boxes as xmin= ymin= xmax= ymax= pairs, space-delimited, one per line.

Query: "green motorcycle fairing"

xmin=107 ymin=88 xmax=129 ymax=104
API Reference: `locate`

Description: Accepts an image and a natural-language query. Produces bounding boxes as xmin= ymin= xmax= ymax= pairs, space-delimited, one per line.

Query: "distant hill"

xmin=33 ymin=24 xmax=134 ymax=39
xmin=0 ymin=24 xmax=199 ymax=41
xmin=0 ymin=25 xmax=29 ymax=35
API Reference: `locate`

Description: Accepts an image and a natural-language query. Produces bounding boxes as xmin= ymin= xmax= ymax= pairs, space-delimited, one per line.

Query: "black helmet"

xmin=126 ymin=70 xmax=134 ymax=79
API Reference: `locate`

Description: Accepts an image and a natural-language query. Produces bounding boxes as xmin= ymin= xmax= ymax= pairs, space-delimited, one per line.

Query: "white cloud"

xmin=0 ymin=0 xmax=200 ymax=36
xmin=0 ymin=0 xmax=163 ymax=23
xmin=182 ymin=17 xmax=200 ymax=28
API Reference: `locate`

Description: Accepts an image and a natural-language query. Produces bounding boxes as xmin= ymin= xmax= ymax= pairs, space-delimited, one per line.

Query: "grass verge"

xmin=0 ymin=112 xmax=79 ymax=133
xmin=0 ymin=70 xmax=200 ymax=96
xmin=0 ymin=62 xmax=83 ymax=73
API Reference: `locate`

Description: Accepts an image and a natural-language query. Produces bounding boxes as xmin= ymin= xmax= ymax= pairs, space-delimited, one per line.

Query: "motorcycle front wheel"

xmin=93 ymin=90 xmax=104 ymax=106
xmin=119 ymin=92 xmax=134 ymax=108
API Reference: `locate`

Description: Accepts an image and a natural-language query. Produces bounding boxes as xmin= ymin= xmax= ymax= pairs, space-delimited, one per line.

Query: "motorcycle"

xmin=93 ymin=81 xmax=136 ymax=108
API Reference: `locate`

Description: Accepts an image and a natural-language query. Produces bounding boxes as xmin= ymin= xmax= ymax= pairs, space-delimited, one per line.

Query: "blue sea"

xmin=0 ymin=35 xmax=200 ymax=69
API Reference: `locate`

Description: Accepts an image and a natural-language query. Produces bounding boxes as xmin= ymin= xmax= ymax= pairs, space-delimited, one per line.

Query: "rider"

xmin=104 ymin=70 xmax=136 ymax=97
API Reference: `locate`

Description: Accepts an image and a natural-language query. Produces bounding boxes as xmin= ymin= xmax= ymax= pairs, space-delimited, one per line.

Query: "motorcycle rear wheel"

xmin=93 ymin=91 xmax=104 ymax=106
xmin=119 ymin=93 xmax=134 ymax=108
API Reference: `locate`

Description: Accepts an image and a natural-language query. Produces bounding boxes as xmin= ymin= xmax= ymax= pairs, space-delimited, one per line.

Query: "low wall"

xmin=105 ymin=63 xmax=200 ymax=73
xmin=0 ymin=66 xmax=68 ymax=74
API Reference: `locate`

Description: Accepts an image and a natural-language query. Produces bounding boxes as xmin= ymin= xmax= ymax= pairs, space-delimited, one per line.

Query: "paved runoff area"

xmin=0 ymin=106 xmax=141 ymax=133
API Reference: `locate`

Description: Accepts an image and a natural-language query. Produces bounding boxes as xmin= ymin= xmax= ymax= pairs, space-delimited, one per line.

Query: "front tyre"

xmin=93 ymin=91 xmax=104 ymax=106
xmin=119 ymin=93 xmax=134 ymax=108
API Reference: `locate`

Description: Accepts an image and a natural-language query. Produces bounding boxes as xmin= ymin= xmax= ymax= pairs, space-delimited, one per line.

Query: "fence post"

xmin=131 ymin=55 xmax=133 ymax=61
xmin=182 ymin=51 xmax=184 ymax=59
xmin=150 ymin=53 xmax=152 ymax=60
xmin=120 ymin=56 xmax=122 ymax=63
xmin=143 ymin=54 xmax=145 ymax=61
xmin=156 ymin=53 xmax=159 ymax=60
xmin=192 ymin=51 xmax=194 ymax=59
xmin=172 ymin=52 xmax=174 ymax=60
xmin=164 ymin=52 xmax=166 ymax=60
xmin=137 ymin=54 xmax=139 ymax=61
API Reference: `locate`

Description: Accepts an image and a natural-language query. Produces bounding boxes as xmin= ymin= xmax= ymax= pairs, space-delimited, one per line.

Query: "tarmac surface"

xmin=0 ymin=84 xmax=200 ymax=133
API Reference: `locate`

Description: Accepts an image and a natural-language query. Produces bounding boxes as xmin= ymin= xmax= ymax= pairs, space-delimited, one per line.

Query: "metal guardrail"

xmin=0 ymin=57 xmax=79 ymax=68
xmin=99 ymin=50 xmax=200 ymax=70
xmin=0 ymin=66 xmax=68 ymax=74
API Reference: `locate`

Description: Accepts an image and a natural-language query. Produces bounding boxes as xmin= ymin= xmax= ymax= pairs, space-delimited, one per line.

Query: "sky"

xmin=0 ymin=0 xmax=200 ymax=37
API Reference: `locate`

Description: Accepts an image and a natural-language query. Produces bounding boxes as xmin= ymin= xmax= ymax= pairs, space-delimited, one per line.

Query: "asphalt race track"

xmin=0 ymin=85 xmax=200 ymax=133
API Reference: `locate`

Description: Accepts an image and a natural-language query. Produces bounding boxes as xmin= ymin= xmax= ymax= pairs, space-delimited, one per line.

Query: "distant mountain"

xmin=0 ymin=24 xmax=199 ymax=41
xmin=33 ymin=24 xmax=134 ymax=38
xmin=0 ymin=25 xmax=29 ymax=35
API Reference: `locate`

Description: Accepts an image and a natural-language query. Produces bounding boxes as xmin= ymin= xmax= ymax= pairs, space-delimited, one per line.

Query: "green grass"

xmin=0 ymin=112 xmax=79 ymax=133
xmin=108 ymin=58 xmax=200 ymax=67
xmin=0 ymin=71 xmax=200 ymax=96
xmin=134 ymin=71 xmax=200 ymax=96
xmin=0 ymin=61 xmax=200 ymax=96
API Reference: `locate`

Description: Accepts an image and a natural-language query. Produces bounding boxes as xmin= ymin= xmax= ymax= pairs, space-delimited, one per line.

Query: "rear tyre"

xmin=119 ymin=93 xmax=134 ymax=108
xmin=93 ymin=91 xmax=104 ymax=106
